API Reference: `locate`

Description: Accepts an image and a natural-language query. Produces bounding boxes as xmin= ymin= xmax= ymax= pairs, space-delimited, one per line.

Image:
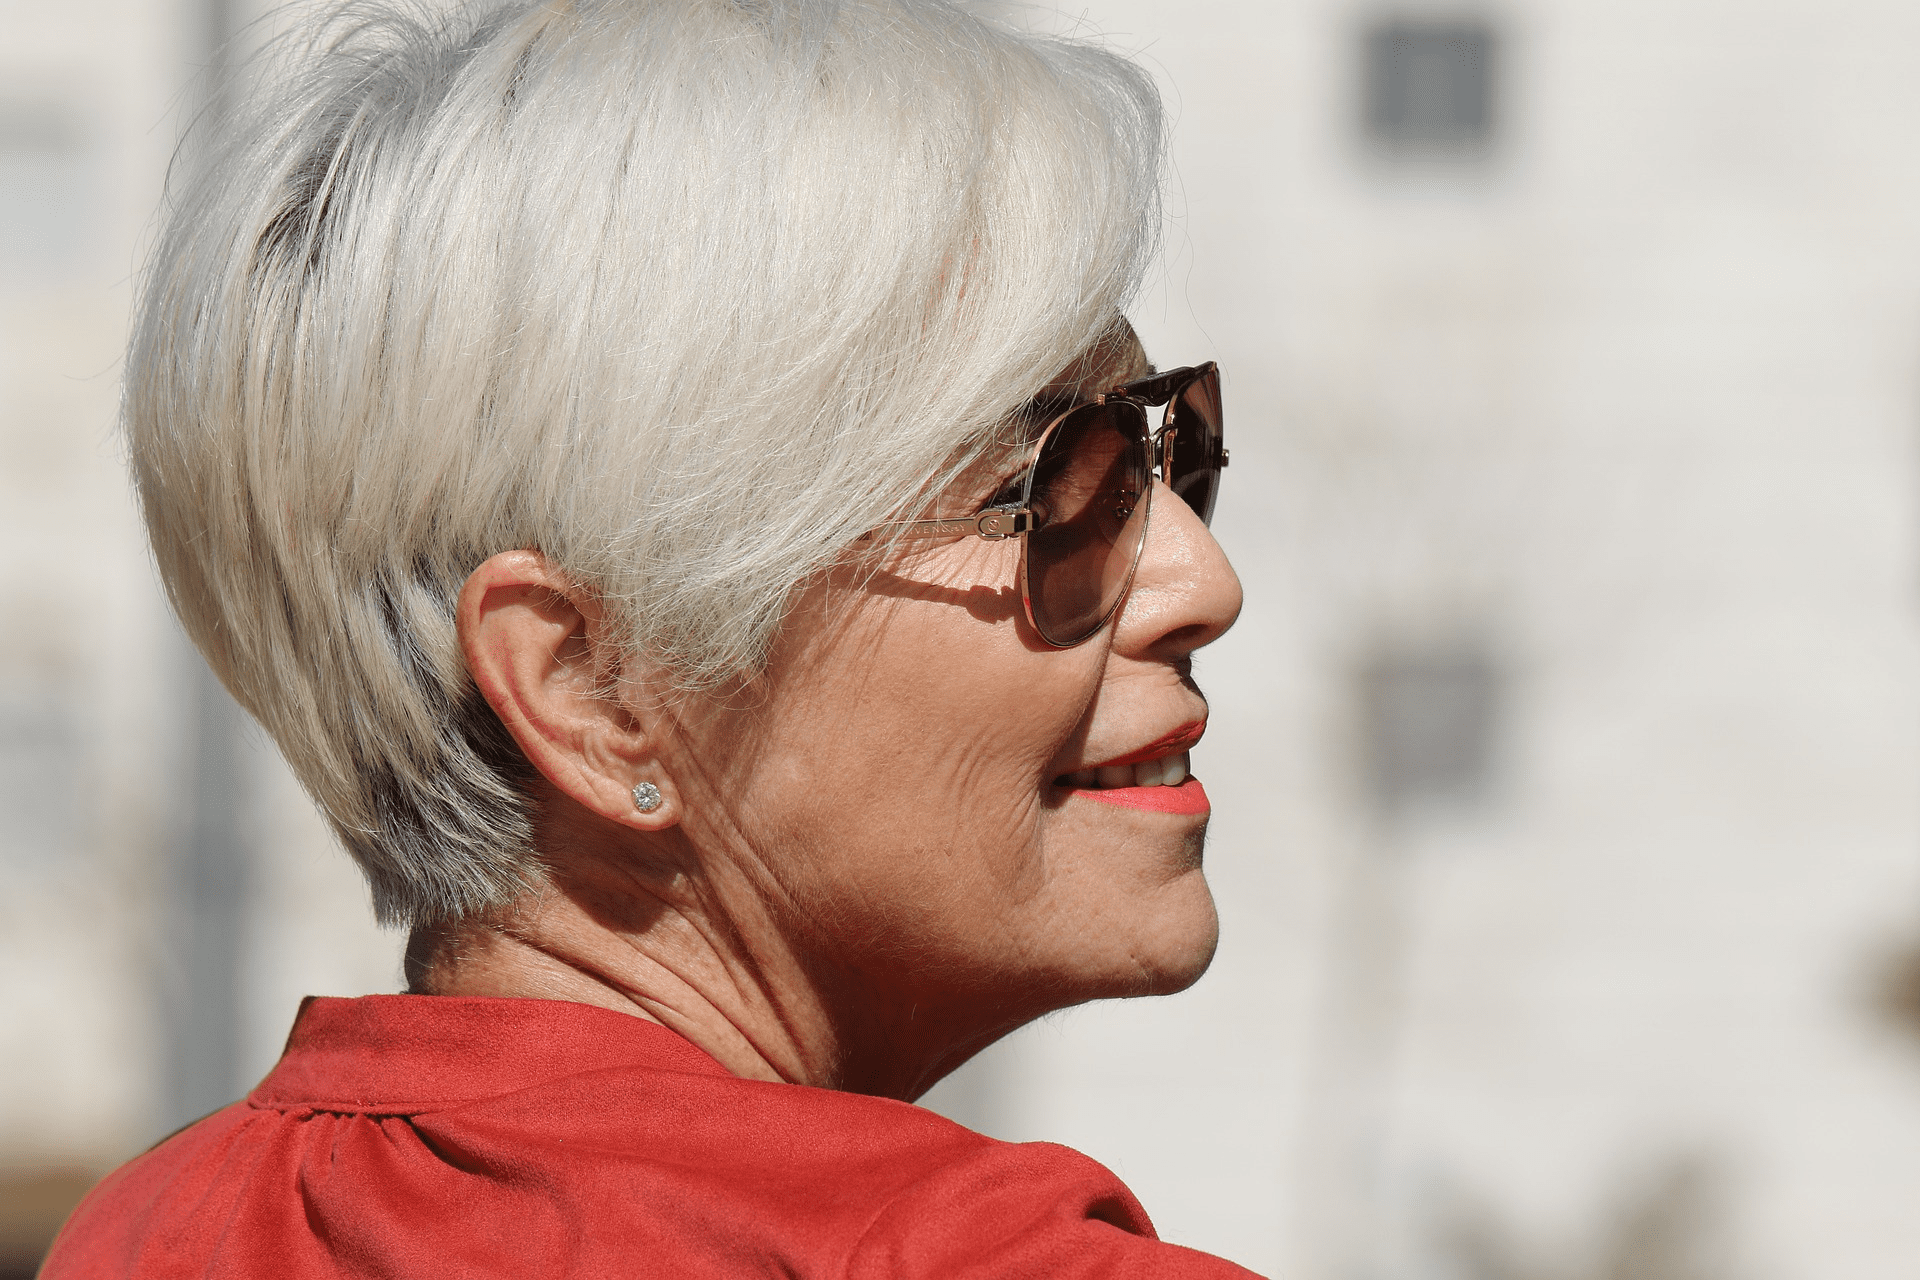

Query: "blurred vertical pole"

xmin=164 ymin=662 xmax=252 ymax=1126
xmin=160 ymin=0 xmax=248 ymax=1132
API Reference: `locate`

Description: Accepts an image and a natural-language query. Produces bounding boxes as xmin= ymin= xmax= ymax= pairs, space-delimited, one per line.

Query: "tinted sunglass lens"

xmin=1166 ymin=365 xmax=1223 ymax=525
xmin=1022 ymin=402 xmax=1151 ymax=646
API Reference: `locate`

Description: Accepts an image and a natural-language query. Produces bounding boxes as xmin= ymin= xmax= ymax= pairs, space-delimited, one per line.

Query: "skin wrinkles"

xmin=614 ymin=746 xmax=850 ymax=1084
xmin=428 ymin=319 xmax=1244 ymax=1100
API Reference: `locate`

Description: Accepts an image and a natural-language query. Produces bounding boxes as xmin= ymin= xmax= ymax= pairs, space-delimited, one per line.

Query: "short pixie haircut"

xmin=128 ymin=0 xmax=1164 ymax=926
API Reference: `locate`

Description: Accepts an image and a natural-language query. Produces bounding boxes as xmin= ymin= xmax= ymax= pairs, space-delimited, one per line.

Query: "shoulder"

xmin=844 ymin=1136 xmax=1265 ymax=1279
xmin=41 ymin=1012 xmax=1263 ymax=1279
xmin=41 ymin=1102 xmax=270 ymax=1279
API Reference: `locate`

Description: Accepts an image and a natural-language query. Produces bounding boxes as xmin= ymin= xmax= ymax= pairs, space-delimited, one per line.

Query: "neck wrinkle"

xmin=410 ymin=883 xmax=816 ymax=1090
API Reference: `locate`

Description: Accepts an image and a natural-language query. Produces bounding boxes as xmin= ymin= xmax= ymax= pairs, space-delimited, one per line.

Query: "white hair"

xmin=128 ymin=0 xmax=1164 ymax=926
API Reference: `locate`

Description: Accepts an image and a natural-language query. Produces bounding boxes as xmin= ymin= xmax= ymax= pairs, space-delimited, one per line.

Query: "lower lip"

xmin=1070 ymin=777 xmax=1210 ymax=815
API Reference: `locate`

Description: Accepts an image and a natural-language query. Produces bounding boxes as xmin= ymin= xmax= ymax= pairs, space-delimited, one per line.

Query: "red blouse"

xmin=44 ymin=995 xmax=1260 ymax=1278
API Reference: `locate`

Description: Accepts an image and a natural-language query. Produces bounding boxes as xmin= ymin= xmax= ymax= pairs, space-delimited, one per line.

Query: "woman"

xmin=48 ymin=0 xmax=1251 ymax=1274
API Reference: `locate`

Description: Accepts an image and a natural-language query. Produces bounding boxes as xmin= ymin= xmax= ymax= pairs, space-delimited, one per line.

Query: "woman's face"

xmin=660 ymin=332 xmax=1243 ymax=1080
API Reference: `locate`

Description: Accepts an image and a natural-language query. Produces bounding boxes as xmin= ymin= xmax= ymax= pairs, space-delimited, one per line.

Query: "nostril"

xmin=1159 ymin=622 xmax=1214 ymax=651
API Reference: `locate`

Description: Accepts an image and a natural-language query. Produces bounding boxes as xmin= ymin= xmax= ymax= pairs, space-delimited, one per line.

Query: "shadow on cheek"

xmin=860 ymin=569 xmax=1024 ymax=625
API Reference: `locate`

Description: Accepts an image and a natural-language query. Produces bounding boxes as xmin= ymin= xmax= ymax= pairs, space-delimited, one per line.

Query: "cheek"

xmin=733 ymin=740 xmax=1048 ymax=974
xmin=718 ymin=577 xmax=1104 ymax=956
xmin=773 ymin=675 xmax=1077 ymax=894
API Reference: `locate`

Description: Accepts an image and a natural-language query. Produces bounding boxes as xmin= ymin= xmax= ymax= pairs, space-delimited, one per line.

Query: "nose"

xmin=1110 ymin=478 xmax=1243 ymax=659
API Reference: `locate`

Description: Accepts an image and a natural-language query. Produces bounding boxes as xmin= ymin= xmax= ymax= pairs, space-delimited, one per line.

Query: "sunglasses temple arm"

xmin=858 ymin=506 xmax=1035 ymax=543
xmin=1114 ymin=364 xmax=1207 ymax=407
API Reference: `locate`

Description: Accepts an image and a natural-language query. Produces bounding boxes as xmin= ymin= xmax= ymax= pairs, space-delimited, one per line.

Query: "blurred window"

xmin=1362 ymin=18 xmax=1498 ymax=154
xmin=1357 ymin=640 xmax=1503 ymax=817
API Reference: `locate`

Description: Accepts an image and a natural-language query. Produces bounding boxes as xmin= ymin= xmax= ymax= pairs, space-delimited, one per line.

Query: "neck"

xmin=405 ymin=802 xmax=1024 ymax=1099
xmin=409 ymin=889 xmax=798 ymax=1087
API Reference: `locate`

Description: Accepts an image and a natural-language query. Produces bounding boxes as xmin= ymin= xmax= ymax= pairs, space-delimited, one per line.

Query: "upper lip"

xmin=1073 ymin=719 xmax=1207 ymax=773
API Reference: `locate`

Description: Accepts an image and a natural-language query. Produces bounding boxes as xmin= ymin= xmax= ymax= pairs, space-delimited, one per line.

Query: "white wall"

xmin=924 ymin=3 xmax=1920 ymax=1277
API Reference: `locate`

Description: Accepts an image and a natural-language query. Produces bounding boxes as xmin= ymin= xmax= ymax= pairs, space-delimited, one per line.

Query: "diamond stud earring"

xmin=631 ymin=781 xmax=663 ymax=813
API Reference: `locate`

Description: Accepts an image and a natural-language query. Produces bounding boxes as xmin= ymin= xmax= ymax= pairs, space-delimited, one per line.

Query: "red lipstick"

xmin=1078 ymin=777 xmax=1210 ymax=815
xmin=1083 ymin=720 xmax=1207 ymax=771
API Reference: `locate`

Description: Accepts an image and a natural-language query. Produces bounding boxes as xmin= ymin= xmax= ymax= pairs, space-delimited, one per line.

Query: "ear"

xmin=457 ymin=550 xmax=682 ymax=831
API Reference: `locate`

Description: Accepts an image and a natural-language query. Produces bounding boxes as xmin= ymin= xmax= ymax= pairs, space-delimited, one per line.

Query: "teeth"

xmin=1059 ymin=752 xmax=1191 ymax=790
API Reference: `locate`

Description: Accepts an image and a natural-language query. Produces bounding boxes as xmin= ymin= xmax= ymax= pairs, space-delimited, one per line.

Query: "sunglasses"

xmin=873 ymin=362 xmax=1226 ymax=647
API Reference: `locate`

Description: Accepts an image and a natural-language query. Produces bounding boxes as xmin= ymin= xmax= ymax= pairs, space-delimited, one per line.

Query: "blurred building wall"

xmin=3 ymin=0 xmax=197 ymax=1263
xmin=922 ymin=3 xmax=1920 ymax=1278
xmin=5 ymin=2 xmax=1920 ymax=1278
xmin=0 ymin=3 xmax=395 ymax=1268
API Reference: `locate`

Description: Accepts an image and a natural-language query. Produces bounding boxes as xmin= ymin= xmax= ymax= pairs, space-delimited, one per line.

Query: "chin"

xmin=1088 ymin=874 xmax=1223 ymax=1002
xmin=1137 ymin=908 xmax=1222 ymax=996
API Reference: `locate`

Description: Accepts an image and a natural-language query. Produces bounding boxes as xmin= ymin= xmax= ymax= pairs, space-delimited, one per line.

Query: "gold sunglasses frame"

xmin=867 ymin=362 xmax=1225 ymax=647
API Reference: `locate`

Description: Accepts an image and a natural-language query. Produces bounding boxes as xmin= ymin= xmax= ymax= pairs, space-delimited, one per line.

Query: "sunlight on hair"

xmin=126 ymin=0 xmax=1165 ymax=926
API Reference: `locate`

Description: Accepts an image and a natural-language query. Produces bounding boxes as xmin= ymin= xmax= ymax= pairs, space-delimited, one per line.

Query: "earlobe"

xmin=606 ymin=759 xmax=684 ymax=832
xmin=457 ymin=549 xmax=684 ymax=832
xmin=619 ymin=775 xmax=687 ymax=831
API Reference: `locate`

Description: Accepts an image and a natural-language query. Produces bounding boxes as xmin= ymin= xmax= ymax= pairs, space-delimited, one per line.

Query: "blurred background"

xmin=6 ymin=0 xmax=1920 ymax=1275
